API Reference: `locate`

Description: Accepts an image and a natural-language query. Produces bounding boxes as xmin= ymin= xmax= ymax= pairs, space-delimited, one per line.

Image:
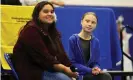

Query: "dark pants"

xmin=83 ymin=72 xmax=112 ymax=80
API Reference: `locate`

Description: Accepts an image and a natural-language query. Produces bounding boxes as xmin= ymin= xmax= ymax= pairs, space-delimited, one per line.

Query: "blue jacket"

xmin=68 ymin=34 xmax=100 ymax=75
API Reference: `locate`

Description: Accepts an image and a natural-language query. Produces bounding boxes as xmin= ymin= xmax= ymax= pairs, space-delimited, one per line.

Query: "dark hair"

xmin=32 ymin=1 xmax=59 ymax=38
xmin=81 ymin=12 xmax=98 ymax=23
xmin=19 ymin=1 xmax=59 ymax=38
xmin=32 ymin=1 xmax=63 ymax=54
xmin=32 ymin=1 xmax=54 ymax=23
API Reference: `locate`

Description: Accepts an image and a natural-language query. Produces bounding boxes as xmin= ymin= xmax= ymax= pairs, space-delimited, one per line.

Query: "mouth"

xmin=87 ymin=27 xmax=92 ymax=30
xmin=46 ymin=16 xmax=53 ymax=20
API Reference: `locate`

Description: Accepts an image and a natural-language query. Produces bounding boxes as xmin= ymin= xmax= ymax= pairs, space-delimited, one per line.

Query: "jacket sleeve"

xmin=68 ymin=37 xmax=92 ymax=74
xmin=19 ymin=26 xmax=60 ymax=70
xmin=90 ymin=39 xmax=101 ymax=68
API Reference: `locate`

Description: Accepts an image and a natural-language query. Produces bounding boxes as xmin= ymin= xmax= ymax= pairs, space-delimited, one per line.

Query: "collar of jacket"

xmin=73 ymin=34 xmax=95 ymax=41
xmin=28 ymin=20 xmax=49 ymax=36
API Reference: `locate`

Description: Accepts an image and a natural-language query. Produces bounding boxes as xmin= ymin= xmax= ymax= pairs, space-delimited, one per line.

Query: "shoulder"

xmin=24 ymin=21 xmax=37 ymax=30
xmin=69 ymin=34 xmax=78 ymax=40
xmin=91 ymin=35 xmax=99 ymax=43
xmin=20 ymin=21 xmax=40 ymax=36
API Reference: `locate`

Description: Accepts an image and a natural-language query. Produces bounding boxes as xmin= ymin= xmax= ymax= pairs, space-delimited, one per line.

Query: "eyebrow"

xmin=42 ymin=9 xmax=54 ymax=10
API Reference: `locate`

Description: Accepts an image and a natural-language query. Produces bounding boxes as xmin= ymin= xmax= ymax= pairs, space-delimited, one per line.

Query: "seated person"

xmin=12 ymin=1 xmax=78 ymax=80
xmin=68 ymin=12 xmax=112 ymax=80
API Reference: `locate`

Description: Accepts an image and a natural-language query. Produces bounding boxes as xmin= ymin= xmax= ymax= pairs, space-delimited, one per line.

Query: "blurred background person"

xmin=116 ymin=15 xmax=133 ymax=80
xmin=1 ymin=0 xmax=22 ymax=5
xmin=19 ymin=0 xmax=65 ymax=6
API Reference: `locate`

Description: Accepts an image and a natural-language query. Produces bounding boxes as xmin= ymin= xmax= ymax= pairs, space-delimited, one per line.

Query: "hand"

xmin=93 ymin=67 xmax=101 ymax=72
xmin=64 ymin=67 xmax=79 ymax=78
xmin=92 ymin=67 xmax=102 ymax=75
xmin=92 ymin=69 xmax=99 ymax=75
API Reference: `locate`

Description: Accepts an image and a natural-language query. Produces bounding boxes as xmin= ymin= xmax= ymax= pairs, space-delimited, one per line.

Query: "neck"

xmin=78 ymin=30 xmax=91 ymax=40
xmin=37 ymin=19 xmax=51 ymax=31
xmin=42 ymin=23 xmax=51 ymax=31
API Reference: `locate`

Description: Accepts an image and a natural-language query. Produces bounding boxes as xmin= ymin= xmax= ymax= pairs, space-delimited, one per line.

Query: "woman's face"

xmin=39 ymin=4 xmax=55 ymax=24
xmin=81 ymin=14 xmax=97 ymax=33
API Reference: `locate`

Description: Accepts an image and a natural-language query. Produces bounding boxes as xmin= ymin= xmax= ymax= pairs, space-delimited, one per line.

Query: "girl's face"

xmin=39 ymin=4 xmax=55 ymax=24
xmin=81 ymin=14 xmax=97 ymax=33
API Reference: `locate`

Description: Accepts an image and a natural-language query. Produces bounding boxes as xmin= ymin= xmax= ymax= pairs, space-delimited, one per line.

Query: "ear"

xmin=54 ymin=12 xmax=57 ymax=22
xmin=81 ymin=20 xmax=83 ymax=25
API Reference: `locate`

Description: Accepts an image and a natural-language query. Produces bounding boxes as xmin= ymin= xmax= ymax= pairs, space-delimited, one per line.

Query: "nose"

xmin=88 ymin=22 xmax=92 ymax=26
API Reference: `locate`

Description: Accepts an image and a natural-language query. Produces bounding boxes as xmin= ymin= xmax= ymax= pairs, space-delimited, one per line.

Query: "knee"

xmin=55 ymin=72 xmax=71 ymax=80
xmin=99 ymin=72 xmax=112 ymax=80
